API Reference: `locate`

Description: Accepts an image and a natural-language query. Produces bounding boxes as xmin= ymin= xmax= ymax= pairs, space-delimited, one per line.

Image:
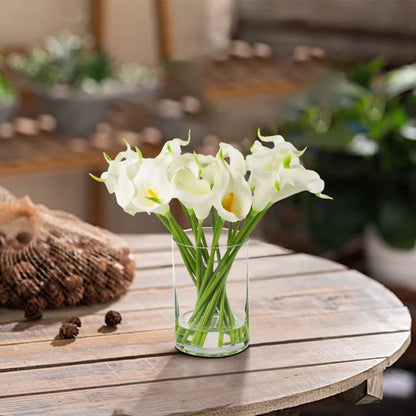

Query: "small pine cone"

xmin=82 ymin=283 xmax=97 ymax=304
xmin=18 ymin=261 xmax=37 ymax=278
xmin=98 ymin=287 xmax=116 ymax=302
xmin=2 ymin=287 xmax=24 ymax=308
xmin=105 ymin=310 xmax=122 ymax=327
xmin=106 ymin=262 xmax=124 ymax=283
xmin=60 ymin=262 xmax=76 ymax=275
xmin=61 ymin=274 xmax=83 ymax=290
xmin=77 ymin=238 xmax=91 ymax=249
xmin=0 ymin=282 xmax=10 ymax=306
xmin=45 ymin=282 xmax=65 ymax=307
xmin=122 ymin=259 xmax=136 ymax=283
xmin=98 ymin=260 xmax=108 ymax=273
xmin=92 ymin=269 xmax=107 ymax=289
xmin=4 ymin=261 xmax=36 ymax=286
xmin=64 ymin=286 xmax=84 ymax=306
xmin=49 ymin=240 xmax=73 ymax=264
xmin=64 ymin=316 xmax=82 ymax=327
xmin=106 ymin=271 xmax=122 ymax=293
xmin=37 ymin=239 xmax=51 ymax=253
xmin=117 ymin=247 xmax=131 ymax=260
xmin=18 ymin=279 xmax=41 ymax=299
xmin=58 ymin=322 xmax=79 ymax=339
xmin=24 ymin=297 xmax=43 ymax=321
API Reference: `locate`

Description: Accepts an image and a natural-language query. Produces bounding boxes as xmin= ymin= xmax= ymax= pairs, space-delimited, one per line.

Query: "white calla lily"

xmin=172 ymin=166 xmax=213 ymax=220
xmin=92 ymin=142 xmax=142 ymax=211
xmin=126 ymin=158 xmax=173 ymax=215
xmin=213 ymin=144 xmax=252 ymax=222
xmin=247 ymin=130 xmax=328 ymax=211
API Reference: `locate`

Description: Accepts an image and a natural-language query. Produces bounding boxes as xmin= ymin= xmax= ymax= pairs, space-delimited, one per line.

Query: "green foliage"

xmin=9 ymin=33 xmax=115 ymax=90
xmin=348 ymin=57 xmax=385 ymax=88
xmin=277 ymin=59 xmax=416 ymax=250
xmin=0 ymin=73 xmax=15 ymax=104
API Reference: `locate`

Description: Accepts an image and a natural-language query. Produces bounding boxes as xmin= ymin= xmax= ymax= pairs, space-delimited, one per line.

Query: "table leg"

xmin=339 ymin=373 xmax=383 ymax=405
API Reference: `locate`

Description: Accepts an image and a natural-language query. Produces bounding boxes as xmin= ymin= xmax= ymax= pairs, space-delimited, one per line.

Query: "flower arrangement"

xmin=92 ymin=131 xmax=329 ymax=356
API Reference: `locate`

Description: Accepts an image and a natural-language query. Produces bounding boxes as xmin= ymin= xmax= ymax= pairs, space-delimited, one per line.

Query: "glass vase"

xmin=172 ymin=228 xmax=249 ymax=357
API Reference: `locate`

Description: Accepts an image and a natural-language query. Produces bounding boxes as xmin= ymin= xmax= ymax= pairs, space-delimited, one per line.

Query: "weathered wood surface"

xmin=0 ymin=234 xmax=411 ymax=416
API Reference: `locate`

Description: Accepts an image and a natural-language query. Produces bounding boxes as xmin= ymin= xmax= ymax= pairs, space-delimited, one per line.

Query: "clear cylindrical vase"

xmin=172 ymin=228 xmax=249 ymax=357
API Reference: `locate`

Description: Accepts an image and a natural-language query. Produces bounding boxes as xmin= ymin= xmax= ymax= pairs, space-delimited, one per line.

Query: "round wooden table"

xmin=0 ymin=234 xmax=411 ymax=415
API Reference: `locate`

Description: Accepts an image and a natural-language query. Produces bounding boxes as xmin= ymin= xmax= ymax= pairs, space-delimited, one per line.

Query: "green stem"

xmin=195 ymin=219 xmax=203 ymax=289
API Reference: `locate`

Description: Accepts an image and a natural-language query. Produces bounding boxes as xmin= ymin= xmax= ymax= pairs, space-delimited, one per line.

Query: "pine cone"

xmin=19 ymin=261 xmax=37 ymax=277
xmin=0 ymin=282 xmax=10 ymax=306
xmin=64 ymin=316 xmax=82 ymax=327
xmin=60 ymin=262 xmax=76 ymax=275
xmin=122 ymin=259 xmax=136 ymax=282
xmin=45 ymin=282 xmax=65 ymax=307
xmin=98 ymin=288 xmax=116 ymax=302
xmin=106 ymin=271 xmax=122 ymax=293
xmin=61 ymin=274 xmax=83 ymax=290
xmin=105 ymin=310 xmax=122 ymax=327
xmin=116 ymin=247 xmax=131 ymax=261
xmin=4 ymin=261 xmax=36 ymax=286
xmin=24 ymin=297 xmax=43 ymax=321
xmin=36 ymin=241 xmax=51 ymax=256
xmin=82 ymin=283 xmax=98 ymax=304
xmin=58 ymin=322 xmax=79 ymax=339
xmin=106 ymin=262 xmax=124 ymax=283
xmin=64 ymin=286 xmax=84 ymax=306
xmin=18 ymin=279 xmax=41 ymax=299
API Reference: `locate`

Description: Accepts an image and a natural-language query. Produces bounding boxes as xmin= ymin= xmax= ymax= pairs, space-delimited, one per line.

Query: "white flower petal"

xmin=215 ymin=174 xmax=252 ymax=222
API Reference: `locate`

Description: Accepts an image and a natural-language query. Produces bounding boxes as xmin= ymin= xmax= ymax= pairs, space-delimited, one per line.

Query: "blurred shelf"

xmin=204 ymin=79 xmax=306 ymax=100
xmin=0 ymin=135 xmax=160 ymax=177
xmin=0 ymin=132 xmax=162 ymax=227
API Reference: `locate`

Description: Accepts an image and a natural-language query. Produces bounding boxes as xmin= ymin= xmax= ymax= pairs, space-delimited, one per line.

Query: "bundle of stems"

xmin=156 ymin=203 xmax=269 ymax=348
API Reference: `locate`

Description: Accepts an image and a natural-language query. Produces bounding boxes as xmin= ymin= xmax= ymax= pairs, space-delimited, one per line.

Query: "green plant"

xmin=0 ymin=73 xmax=15 ymax=104
xmin=8 ymin=33 xmax=115 ymax=91
xmin=277 ymin=60 xmax=416 ymax=250
xmin=9 ymin=33 xmax=158 ymax=94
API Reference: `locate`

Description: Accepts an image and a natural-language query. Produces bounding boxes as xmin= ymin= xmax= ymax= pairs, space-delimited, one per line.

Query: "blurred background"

xmin=1 ymin=0 xmax=416 ymax=413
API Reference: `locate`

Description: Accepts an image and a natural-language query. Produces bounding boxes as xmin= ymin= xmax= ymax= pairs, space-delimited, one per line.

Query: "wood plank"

xmin=0 ymin=332 xmax=409 ymax=399
xmin=120 ymin=233 xmax=175 ymax=252
xmin=0 ymin=269 xmax=382 ymax=323
xmin=0 ymin=286 xmax=405 ymax=345
xmin=134 ymin=242 xmax=289 ymax=269
xmin=122 ymin=234 xmax=290 ymax=255
xmin=0 ymin=285 xmax=404 ymax=345
xmin=0 ymin=359 xmax=389 ymax=416
xmin=0 ymin=307 xmax=409 ymax=371
xmin=130 ymin=253 xmax=345 ymax=290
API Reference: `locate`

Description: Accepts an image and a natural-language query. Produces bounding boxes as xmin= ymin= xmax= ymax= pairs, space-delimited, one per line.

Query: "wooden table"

xmin=0 ymin=234 xmax=411 ymax=415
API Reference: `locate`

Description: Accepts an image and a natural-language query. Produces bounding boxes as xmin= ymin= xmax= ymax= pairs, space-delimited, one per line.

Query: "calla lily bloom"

xmin=247 ymin=131 xmax=328 ymax=212
xmin=172 ymin=166 xmax=213 ymax=220
xmin=213 ymin=143 xmax=252 ymax=222
xmin=126 ymin=158 xmax=173 ymax=215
